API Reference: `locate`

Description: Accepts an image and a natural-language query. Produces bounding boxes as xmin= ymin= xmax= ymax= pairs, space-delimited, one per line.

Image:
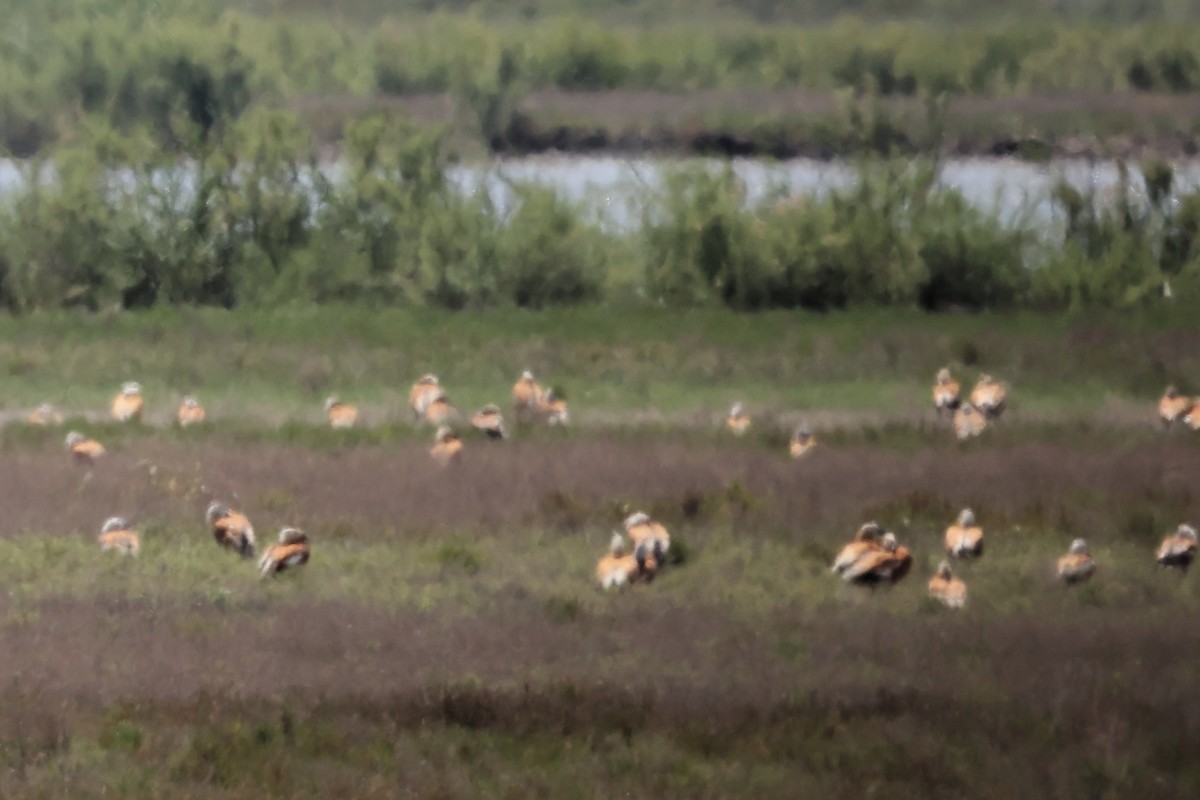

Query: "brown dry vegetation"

xmin=2 ymin=433 xmax=1200 ymax=796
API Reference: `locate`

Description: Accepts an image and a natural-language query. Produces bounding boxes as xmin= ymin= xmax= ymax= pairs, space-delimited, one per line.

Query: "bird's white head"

xmin=278 ymin=527 xmax=306 ymax=544
xmin=64 ymin=431 xmax=85 ymax=448
xmin=958 ymin=508 xmax=976 ymax=527
xmin=121 ymin=381 xmax=142 ymax=396
xmin=324 ymin=395 xmax=339 ymax=412
xmin=520 ymin=370 xmax=534 ymax=382
xmin=937 ymin=367 xmax=951 ymax=383
xmin=101 ymin=516 xmax=131 ymax=534
xmin=624 ymin=511 xmax=650 ymax=530
xmin=1178 ymin=524 xmax=1198 ymax=542
xmin=1069 ymin=538 xmax=1089 ymax=555
xmin=610 ymin=532 xmax=625 ymax=555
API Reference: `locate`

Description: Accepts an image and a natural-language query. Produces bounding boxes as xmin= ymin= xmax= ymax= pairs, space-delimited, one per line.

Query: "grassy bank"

xmin=0 ymin=307 xmax=1194 ymax=426
xmin=1 ymin=431 xmax=1200 ymax=796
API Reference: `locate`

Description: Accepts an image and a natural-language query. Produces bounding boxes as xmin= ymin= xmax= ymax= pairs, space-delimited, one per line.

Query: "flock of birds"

xmin=40 ymin=371 xmax=572 ymax=580
xmin=22 ymin=365 xmax=1200 ymax=603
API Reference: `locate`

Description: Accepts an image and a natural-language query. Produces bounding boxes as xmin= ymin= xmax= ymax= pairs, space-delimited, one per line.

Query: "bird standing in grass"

xmin=258 ymin=527 xmax=310 ymax=577
xmin=726 ymin=402 xmax=751 ymax=436
xmin=27 ymin=403 xmax=63 ymax=426
xmin=425 ymin=393 xmax=458 ymax=426
xmin=324 ymin=396 xmax=358 ymax=429
xmin=839 ymin=531 xmax=912 ymax=587
xmin=928 ymin=560 xmax=967 ymax=608
xmin=932 ymin=368 xmax=961 ymax=417
xmin=789 ymin=423 xmax=816 ymax=459
xmin=1156 ymin=524 xmax=1197 ymax=573
xmin=206 ymin=501 xmax=256 ymax=558
xmin=177 ymin=395 xmax=206 ymax=427
xmin=831 ymin=522 xmax=885 ymax=577
xmin=534 ymin=390 xmax=569 ymax=426
xmin=1159 ymin=385 xmax=1193 ymax=428
xmin=410 ymin=375 xmax=442 ymax=421
xmin=970 ymin=374 xmax=1008 ymax=419
xmin=65 ymin=431 xmax=105 ymax=465
xmin=953 ymin=404 xmax=987 ymax=440
xmin=512 ymin=370 xmax=543 ymax=418
xmin=1057 ymin=538 xmax=1096 ymax=585
xmin=111 ymin=382 xmax=144 ymax=422
xmin=430 ymin=425 xmax=463 ymax=466
xmin=596 ymin=533 xmax=643 ymax=590
xmin=944 ymin=508 xmax=984 ymax=559
xmin=471 ymin=404 xmax=506 ymax=439
xmin=98 ymin=517 xmax=139 ymax=556
xmin=624 ymin=511 xmax=671 ymax=567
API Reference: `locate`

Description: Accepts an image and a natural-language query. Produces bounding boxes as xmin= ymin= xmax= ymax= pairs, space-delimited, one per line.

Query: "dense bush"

xmin=0 ymin=104 xmax=1197 ymax=314
xmin=1 ymin=2 xmax=1200 ymax=155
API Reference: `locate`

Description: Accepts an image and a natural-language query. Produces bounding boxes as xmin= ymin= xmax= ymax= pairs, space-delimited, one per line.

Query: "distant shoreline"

xmin=293 ymin=88 xmax=1200 ymax=162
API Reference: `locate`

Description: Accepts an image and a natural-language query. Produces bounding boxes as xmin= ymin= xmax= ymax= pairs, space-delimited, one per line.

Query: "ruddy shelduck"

xmin=98 ymin=516 xmax=139 ymax=556
xmin=1057 ymin=538 xmax=1096 ymax=585
xmin=1159 ymin=385 xmax=1193 ymax=428
xmin=726 ymin=402 xmax=751 ymax=436
xmin=1156 ymin=523 xmax=1198 ymax=572
xmin=111 ymin=382 xmax=144 ymax=422
xmin=410 ymin=374 xmax=442 ymax=420
xmin=205 ymin=501 xmax=256 ymax=558
xmin=471 ymin=404 xmax=507 ymax=440
xmin=597 ymin=533 xmax=658 ymax=589
xmin=830 ymin=522 xmax=885 ymax=576
xmin=932 ymin=368 xmax=961 ymax=417
xmin=258 ymin=527 xmax=310 ymax=578
xmin=512 ymin=370 xmax=543 ymax=416
xmin=944 ymin=508 xmax=984 ymax=559
xmin=65 ymin=431 xmax=105 ymax=464
xmin=430 ymin=425 xmax=463 ymax=466
xmin=27 ymin=403 xmax=63 ymax=426
xmin=324 ymin=395 xmax=358 ymax=429
xmin=953 ymin=404 xmax=987 ymax=440
xmin=970 ymin=374 xmax=1007 ymax=419
xmin=425 ymin=393 xmax=458 ymax=426
xmin=928 ymin=560 xmax=967 ymax=608
xmin=623 ymin=511 xmax=671 ymax=565
xmin=596 ymin=533 xmax=641 ymax=589
xmin=534 ymin=390 xmax=570 ymax=426
xmin=840 ymin=531 xmax=912 ymax=587
xmin=177 ymin=395 xmax=206 ymax=427
xmin=789 ymin=423 xmax=816 ymax=459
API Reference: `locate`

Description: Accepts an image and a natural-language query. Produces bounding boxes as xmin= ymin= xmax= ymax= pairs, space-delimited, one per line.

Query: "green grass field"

xmin=0 ymin=307 xmax=1199 ymax=798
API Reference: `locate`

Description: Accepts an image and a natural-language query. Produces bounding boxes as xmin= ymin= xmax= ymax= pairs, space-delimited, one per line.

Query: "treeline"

xmin=2 ymin=3 xmax=1200 ymax=155
xmin=1 ymin=113 xmax=1197 ymax=313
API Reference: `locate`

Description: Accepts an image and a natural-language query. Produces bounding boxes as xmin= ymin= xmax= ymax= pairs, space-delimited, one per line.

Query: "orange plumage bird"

xmin=258 ymin=527 xmax=310 ymax=578
xmin=430 ymin=425 xmax=463 ymax=466
xmin=932 ymin=368 xmax=961 ymax=417
xmin=324 ymin=396 xmax=358 ymax=429
xmin=111 ymin=382 xmax=144 ymax=422
xmin=98 ymin=516 xmax=140 ymax=556
xmin=471 ymin=404 xmax=507 ymax=439
xmin=1057 ymin=538 xmax=1096 ymax=585
xmin=944 ymin=508 xmax=984 ymax=559
xmin=65 ymin=431 xmax=105 ymax=464
xmin=970 ymin=374 xmax=1008 ymax=419
xmin=953 ymin=404 xmax=987 ymax=440
xmin=726 ymin=402 xmax=751 ymax=437
xmin=206 ymin=501 xmax=257 ymax=558
xmin=928 ymin=560 xmax=967 ymax=608
xmin=1156 ymin=523 xmax=1198 ymax=573
xmin=410 ymin=374 xmax=442 ymax=421
xmin=789 ymin=423 xmax=816 ymax=459
xmin=1159 ymin=385 xmax=1193 ymax=428
xmin=177 ymin=395 xmax=206 ymax=427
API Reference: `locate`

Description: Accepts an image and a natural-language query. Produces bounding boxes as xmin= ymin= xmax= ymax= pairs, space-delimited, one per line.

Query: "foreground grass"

xmin=0 ymin=306 xmax=1193 ymax=425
